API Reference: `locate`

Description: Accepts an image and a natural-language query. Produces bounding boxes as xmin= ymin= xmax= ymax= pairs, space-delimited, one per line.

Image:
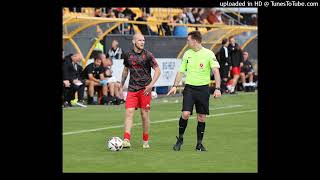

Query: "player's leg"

xmin=194 ymin=86 xmax=210 ymax=151
xmin=108 ymin=82 xmax=115 ymax=96
xmin=107 ymin=82 xmax=118 ymax=104
xmin=86 ymin=80 xmax=95 ymax=104
xmin=247 ymin=72 xmax=255 ymax=91
xmin=240 ymin=72 xmax=246 ymax=87
xmin=114 ymin=82 xmax=121 ymax=98
xmin=102 ymin=83 xmax=108 ymax=96
xmin=248 ymin=72 xmax=254 ymax=86
xmin=123 ymin=108 xmax=135 ymax=148
xmin=140 ymin=108 xmax=150 ymax=148
xmin=139 ymin=89 xmax=151 ymax=148
xmin=123 ymin=91 xmax=139 ymax=148
xmin=63 ymin=86 xmax=74 ymax=107
xmin=77 ymin=83 xmax=85 ymax=103
xmin=173 ymin=85 xmax=194 ymax=151
xmin=231 ymin=67 xmax=240 ymax=93
xmin=195 ymin=114 xmax=207 ymax=151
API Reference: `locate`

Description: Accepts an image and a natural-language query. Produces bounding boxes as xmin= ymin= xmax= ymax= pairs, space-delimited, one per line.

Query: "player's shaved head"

xmin=132 ymin=33 xmax=145 ymax=51
xmin=133 ymin=33 xmax=144 ymax=41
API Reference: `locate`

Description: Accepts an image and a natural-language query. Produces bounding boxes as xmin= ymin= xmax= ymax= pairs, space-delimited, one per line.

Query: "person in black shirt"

xmin=217 ymin=38 xmax=231 ymax=93
xmin=82 ymin=52 xmax=109 ymax=105
xmin=62 ymin=53 xmax=85 ymax=107
xmin=228 ymin=36 xmax=244 ymax=94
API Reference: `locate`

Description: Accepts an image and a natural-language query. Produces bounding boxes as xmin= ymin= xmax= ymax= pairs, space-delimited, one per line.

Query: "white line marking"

xmin=63 ymin=109 xmax=257 ymax=136
xmin=210 ymin=104 xmax=243 ymax=110
xmin=175 ymin=104 xmax=243 ymax=112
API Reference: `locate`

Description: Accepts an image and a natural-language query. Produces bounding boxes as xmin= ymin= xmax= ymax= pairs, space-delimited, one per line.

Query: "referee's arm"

xmin=167 ymin=72 xmax=184 ymax=96
xmin=212 ymin=67 xmax=222 ymax=98
xmin=212 ymin=67 xmax=221 ymax=89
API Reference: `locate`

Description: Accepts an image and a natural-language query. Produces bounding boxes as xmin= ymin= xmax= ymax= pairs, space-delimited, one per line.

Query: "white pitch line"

xmin=210 ymin=104 xmax=243 ymax=110
xmin=175 ymin=104 xmax=243 ymax=112
xmin=63 ymin=109 xmax=257 ymax=136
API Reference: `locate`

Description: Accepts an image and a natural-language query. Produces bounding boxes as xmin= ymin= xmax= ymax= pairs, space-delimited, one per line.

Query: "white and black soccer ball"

xmin=151 ymin=91 xmax=158 ymax=99
xmin=107 ymin=137 xmax=123 ymax=151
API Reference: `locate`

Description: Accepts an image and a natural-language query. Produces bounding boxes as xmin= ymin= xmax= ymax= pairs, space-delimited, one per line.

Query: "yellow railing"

xmin=63 ymin=16 xmax=257 ymax=66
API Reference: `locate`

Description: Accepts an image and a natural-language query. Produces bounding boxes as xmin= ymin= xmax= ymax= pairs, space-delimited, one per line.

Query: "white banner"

xmin=111 ymin=58 xmax=182 ymax=88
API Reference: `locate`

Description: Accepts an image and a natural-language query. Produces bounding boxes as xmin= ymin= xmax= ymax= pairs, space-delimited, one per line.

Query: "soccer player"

xmin=167 ymin=31 xmax=221 ymax=151
xmin=228 ymin=36 xmax=244 ymax=94
xmin=120 ymin=33 xmax=161 ymax=148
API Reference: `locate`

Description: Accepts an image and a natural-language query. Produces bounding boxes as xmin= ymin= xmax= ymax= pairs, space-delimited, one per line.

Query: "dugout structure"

xmin=63 ymin=15 xmax=257 ymax=67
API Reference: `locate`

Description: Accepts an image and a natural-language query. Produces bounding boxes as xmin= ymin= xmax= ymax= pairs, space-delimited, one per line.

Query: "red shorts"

xmin=231 ymin=67 xmax=241 ymax=75
xmin=125 ymin=89 xmax=151 ymax=110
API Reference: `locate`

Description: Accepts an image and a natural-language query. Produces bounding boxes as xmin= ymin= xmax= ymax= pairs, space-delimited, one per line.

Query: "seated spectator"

xmin=250 ymin=14 xmax=257 ymax=26
xmin=107 ymin=40 xmax=123 ymax=61
xmin=62 ymin=53 xmax=86 ymax=107
xmin=82 ymin=52 xmax=109 ymax=104
xmin=108 ymin=11 xmax=121 ymax=34
xmin=101 ymin=57 xmax=125 ymax=105
xmin=240 ymin=51 xmax=256 ymax=92
xmin=121 ymin=8 xmax=136 ymax=34
xmin=113 ymin=7 xmax=125 ymax=17
xmin=136 ymin=12 xmax=158 ymax=35
xmin=160 ymin=15 xmax=173 ymax=36
xmin=173 ymin=15 xmax=188 ymax=37
xmin=192 ymin=8 xmax=203 ymax=24
xmin=207 ymin=8 xmax=221 ymax=24
xmin=186 ymin=8 xmax=196 ymax=24
xmin=94 ymin=8 xmax=106 ymax=17
xmin=215 ymin=10 xmax=224 ymax=24
xmin=122 ymin=7 xmax=136 ymax=20
xmin=69 ymin=7 xmax=82 ymax=13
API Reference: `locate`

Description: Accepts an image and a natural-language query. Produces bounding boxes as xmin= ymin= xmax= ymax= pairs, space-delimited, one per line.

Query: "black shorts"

xmin=182 ymin=84 xmax=210 ymax=115
xmin=220 ymin=65 xmax=230 ymax=79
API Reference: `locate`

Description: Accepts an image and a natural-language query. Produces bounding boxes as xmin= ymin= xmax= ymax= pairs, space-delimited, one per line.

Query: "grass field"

xmin=63 ymin=92 xmax=257 ymax=173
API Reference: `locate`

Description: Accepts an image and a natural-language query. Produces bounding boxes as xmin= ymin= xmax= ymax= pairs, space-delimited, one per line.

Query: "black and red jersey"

xmin=123 ymin=49 xmax=159 ymax=92
xmin=228 ymin=43 xmax=244 ymax=67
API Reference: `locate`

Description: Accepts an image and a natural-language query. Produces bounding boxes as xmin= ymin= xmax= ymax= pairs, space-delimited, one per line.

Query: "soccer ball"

xmin=107 ymin=137 xmax=123 ymax=151
xmin=151 ymin=91 xmax=158 ymax=99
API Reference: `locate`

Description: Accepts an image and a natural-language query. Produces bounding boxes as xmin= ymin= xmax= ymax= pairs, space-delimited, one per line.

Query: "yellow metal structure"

xmin=63 ymin=15 xmax=257 ymax=66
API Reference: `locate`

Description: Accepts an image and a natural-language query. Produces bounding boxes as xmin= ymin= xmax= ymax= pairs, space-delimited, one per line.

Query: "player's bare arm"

xmin=144 ymin=66 xmax=161 ymax=95
xmin=167 ymin=72 xmax=184 ymax=96
xmin=89 ymin=73 xmax=100 ymax=83
xmin=212 ymin=67 xmax=221 ymax=98
xmin=121 ymin=67 xmax=129 ymax=87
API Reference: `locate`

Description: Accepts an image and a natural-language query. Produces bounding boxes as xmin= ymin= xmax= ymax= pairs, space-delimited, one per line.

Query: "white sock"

xmin=230 ymin=86 xmax=235 ymax=92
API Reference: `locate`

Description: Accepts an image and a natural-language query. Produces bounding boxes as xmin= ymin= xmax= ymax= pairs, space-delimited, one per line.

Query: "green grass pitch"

xmin=63 ymin=92 xmax=257 ymax=172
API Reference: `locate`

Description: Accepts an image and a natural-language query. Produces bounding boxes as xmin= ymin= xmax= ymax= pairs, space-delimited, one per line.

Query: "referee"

xmin=167 ymin=31 xmax=221 ymax=151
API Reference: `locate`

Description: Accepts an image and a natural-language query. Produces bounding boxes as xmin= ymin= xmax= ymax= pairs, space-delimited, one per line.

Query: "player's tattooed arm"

xmin=121 ymin=67 xmax=129 ymax=86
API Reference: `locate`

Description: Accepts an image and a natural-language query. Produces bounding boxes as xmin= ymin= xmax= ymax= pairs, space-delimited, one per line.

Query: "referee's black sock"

xmin=178 ymin=116 xmax=188 ymax=139
xmin=197 ymin=121 xmax=206 ymax=144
